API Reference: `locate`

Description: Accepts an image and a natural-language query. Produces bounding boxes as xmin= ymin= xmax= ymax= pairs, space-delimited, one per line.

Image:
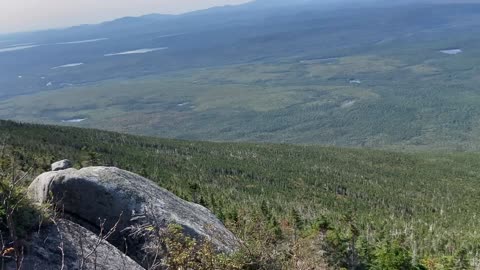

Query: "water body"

xmin=51 ymin=63 xmax=84 ymax=69
xmin=440 ymin=49 xmax=462 ymax=55
xmin=349 ymin=79 xmax=361 ymax=84
xmin=5 ymin=42 xmax=36 ymax=47
xmin=341 ymin=100 xmax=356 ymax=108
xmin=300 ymin=57 xmax=339 ymax=64
xmin=0 ymin=44 xmax=39 ymax=53
xmin=61 ymin=118 xmax=87 ymax=123
xmin=157 ymin=33 xmax=185 ymax=39
xmin=56 ymin=38 xmax=108 ymax=45
xmin=105 ymin=47 xmax=168 ymax=56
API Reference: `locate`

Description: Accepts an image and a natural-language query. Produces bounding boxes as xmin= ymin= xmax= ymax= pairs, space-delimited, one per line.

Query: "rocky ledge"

xmin=16 ymin=160 xmax=239 ymax=269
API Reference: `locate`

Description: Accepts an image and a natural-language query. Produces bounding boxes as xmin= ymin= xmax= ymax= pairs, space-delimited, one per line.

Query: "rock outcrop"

xmin=28 ymin=165 xmax=239 ymax=267
xmin=51 ymin=159 xmax=72 ymax=171
xmin=6 ymin=219 xmax=144 ymax=270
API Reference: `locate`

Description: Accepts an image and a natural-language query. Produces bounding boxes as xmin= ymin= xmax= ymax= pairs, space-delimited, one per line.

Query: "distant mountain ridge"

xmin=2 ymin=0 xmax=475 ymax=39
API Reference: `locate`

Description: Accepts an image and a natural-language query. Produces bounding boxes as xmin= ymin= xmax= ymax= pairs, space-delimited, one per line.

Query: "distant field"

xmin=3 ymin=3 xmax=480 ymax=150
xmin=3 ymin=42 xmax=480 ymax=150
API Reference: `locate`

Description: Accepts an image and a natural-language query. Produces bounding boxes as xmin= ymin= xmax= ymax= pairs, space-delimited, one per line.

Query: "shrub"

xmin=0 ymin=177 xmax=39 ymax=239
xmin=371 ymin=241 xmax=419 ymax=270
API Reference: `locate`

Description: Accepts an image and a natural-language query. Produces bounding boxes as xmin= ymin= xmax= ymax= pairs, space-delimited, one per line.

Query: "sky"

xmin=0 ymin=0 xmax=252 ymax=34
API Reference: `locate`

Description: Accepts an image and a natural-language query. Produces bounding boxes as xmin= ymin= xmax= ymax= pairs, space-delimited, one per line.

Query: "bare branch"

xmin=80 ymin=212 xmax=123 ymax=269
xmin=50 ymin=218 xmax=66 ymax=270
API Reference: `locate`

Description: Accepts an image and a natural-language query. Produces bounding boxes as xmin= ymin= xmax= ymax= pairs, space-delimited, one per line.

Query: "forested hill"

xmin=2 ymin=119 xmax=480 ymax=268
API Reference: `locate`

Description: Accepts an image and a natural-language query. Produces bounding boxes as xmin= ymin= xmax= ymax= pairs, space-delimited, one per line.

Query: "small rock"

xmin=51 ymin=159 xmax=72 ymax=171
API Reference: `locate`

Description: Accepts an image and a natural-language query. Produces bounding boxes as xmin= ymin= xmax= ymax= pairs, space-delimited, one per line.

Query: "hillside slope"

xmin=1 ymin=120 xmax=480 ymax=268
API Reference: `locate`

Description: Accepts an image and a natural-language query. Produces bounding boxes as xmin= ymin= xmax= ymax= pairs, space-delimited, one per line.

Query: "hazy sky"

xmin=0 ymin=0 xmax=252 ymax=34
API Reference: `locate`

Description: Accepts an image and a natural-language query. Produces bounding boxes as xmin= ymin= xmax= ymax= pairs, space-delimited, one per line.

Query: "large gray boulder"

xmin=27 ymin=166 xmax=239 ymax=265
xmin=6 ymin=219 xmax=144 ymax=270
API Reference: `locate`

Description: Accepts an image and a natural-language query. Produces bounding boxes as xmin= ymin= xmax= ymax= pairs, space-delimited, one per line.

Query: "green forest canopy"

xmin=1 ymin=120 xmax=480 ymax=268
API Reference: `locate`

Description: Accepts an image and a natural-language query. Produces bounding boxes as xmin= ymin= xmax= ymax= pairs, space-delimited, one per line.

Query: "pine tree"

xmin=453 ymin=248 xmax=471 ymax=270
